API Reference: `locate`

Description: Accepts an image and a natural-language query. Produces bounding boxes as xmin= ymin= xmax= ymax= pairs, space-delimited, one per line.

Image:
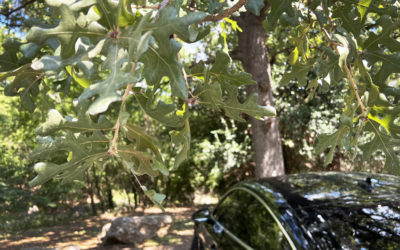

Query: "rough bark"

xmin=236 ymin=11 xmax=285 ymax=177
xmin=86 ymin=169 xmax=97 ymax=216
xmin=92 ymin=166 xmax=105 ymax=213
xmin=105 ymin=164 xmax=115 ymax=209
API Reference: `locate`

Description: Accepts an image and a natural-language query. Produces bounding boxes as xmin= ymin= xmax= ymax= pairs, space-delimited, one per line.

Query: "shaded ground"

xmin=0 ymin=207 xmax=197 ymax=250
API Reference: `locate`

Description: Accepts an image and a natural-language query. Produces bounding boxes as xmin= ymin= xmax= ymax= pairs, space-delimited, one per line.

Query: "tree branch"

xmin=312 ymin=9 xmax=367 ymax=118
xmin=0 ymin=0 xmax=37 ymax=17
xmin=201 ymin=0 xmax=247 ymax=23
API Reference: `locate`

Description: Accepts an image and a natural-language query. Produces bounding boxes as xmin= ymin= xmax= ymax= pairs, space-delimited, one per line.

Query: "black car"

xmin=191 ymin=172 xmax=400 ymax=249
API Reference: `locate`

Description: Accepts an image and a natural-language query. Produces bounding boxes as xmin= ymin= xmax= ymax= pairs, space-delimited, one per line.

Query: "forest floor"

xmin=0 ymin=206 xmax=199 ymax=250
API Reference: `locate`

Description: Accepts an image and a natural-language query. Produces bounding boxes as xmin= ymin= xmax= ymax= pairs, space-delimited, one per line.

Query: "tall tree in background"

xmin=236 ymin=8 xmax=285 ymax=177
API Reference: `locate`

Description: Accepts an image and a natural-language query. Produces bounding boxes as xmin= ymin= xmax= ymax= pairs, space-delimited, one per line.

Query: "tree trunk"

xmin=236 ymin=11 xmax=285 ymax=177
xmin=92 ymin=166 xmax=105 ymax=213
xmin=105 ymin=164 xmax=114 ymax=210
xmin=86 ymin=169 xmax=97 ymax=216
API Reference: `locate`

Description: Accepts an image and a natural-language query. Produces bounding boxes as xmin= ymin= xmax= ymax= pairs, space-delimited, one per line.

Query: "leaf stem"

xmin=133 ymin=174 xmax=144 ymax=189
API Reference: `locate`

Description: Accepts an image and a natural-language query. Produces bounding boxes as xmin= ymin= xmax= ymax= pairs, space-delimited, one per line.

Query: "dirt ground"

xmin=0 ymin=207 xmax=197 ymax=250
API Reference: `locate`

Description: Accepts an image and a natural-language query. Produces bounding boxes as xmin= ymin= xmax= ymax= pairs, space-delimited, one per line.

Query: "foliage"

xmin=0 ymin=0 xmax=400 ymax=210
xmin=0 ymin=0 xmax=275 ymax=208
xmin=270 ymin=0 xmax=400 ymax=175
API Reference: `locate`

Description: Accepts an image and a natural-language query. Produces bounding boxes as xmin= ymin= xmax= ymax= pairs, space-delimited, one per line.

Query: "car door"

xmin=209 ymin=188 xmax=294 ymax=249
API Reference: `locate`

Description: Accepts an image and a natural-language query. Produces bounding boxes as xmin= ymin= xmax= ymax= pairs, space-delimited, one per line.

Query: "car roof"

xmin=237 ymin=172 xmax=400 ymax=248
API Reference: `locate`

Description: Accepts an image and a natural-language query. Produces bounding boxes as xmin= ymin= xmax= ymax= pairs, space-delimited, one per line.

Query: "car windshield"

xmin=256 ymin=172 xmax=400 ymax=248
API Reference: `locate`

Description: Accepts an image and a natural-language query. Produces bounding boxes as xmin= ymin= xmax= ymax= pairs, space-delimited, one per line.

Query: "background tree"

xmin=0 ymin=0 xmax=399 ymax=213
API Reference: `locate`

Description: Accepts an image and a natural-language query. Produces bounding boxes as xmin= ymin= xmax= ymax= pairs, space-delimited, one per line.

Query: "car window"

xmin=214 ymin=189 xmax=292 ymax=250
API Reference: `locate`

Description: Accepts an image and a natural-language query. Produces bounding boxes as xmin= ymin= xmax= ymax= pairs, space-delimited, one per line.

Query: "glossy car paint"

xmin=191 ymin=172 xmax=400 ymax=250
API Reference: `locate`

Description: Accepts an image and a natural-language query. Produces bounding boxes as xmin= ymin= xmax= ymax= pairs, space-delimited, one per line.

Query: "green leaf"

xmin=170 ymin=120 xmax=190 ymax=169
xmin=94 ymin=0 xmax=130 ymax=29
xmin=267 ymin=0 xmax=295 ymax=27
xmin=364 ymin=51 xmax=400 ymax=85
xmin=78 ymin=44 xmax=140 ymax=115
xmin=140 ymin=6 xmax=206 ymax=99
xmin=123 ymin=124 xmax=164 ymax=162
xmin=360 ymin=121 xmax=400 ymax=175
xmin=315 ymin=118 xmax=351 ymax=166
xmin=2 ymin=64 xmax=42 ymax=112
xmin=118 ymin=0 xmax=136 ymax=27
xmin=127 ymin=13 xmax=153 ymax=62
xmin=133 ymin=91 xmax=184 ymax=127
xmin=30 ymin=133 xmax=109 ymax=186
xmin=66 ymin=65 xmax=90 ymax=88
xmin=334 ymin=34 xmax=350 ymax=71
xmin=315 ymin=47 xmax=343 ymax=85
xmin=357 ymin=0 xmax=372 ymax=21
xmin=143 ymin=188 xmax=166 ymax=212
xmin=280 ymin=61 xmax=315 ymax=86
xmin=203 ymin=0 xmax=224 ymax=14
xmin=119 ymin=145 xmax=168 ymax=177
xmin=0 ymin=39 xmax=26 ymax=71
xmin=209 ymin=51 xmax=256 ymax=86
xmin=46 ymin=0 xmax=96 ymax=10
xmin=194 ymin=82 xmax=223 ymax=110
xmin=245 ymin=0 xmax=265 ymax=16
xmin=31 ymin=37 xmax=100 ymax=79
xmin=332 ymin=3 xmax=363 ymax=37
xmin=223 ymin=85 xmax=276 ymax=122
xmin=27 ymin=4 xmax=106 ymax=58
xmin=288 ymin=47 xmax=299 ymax=66
xmin=35 ymin=104 xmax=113 ymax=136
xmin=363 ymin=15 xmax=400 ymax=52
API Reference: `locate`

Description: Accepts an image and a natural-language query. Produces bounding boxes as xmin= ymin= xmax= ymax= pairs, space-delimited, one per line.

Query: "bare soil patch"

xmin=0 ymin=207 xmax=197 ymax=250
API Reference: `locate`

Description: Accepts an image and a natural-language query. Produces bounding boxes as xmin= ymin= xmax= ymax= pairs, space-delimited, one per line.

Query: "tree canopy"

xmin=1 ymin=0 xmax=400 ymax=208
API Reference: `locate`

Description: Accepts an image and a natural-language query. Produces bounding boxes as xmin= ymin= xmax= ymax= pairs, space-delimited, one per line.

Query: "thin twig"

xmin=313 ymin=10 xmax=332 ymax=42
xmin=133 ymin=4 xmax=159 ymax=10
xmin=343 ymin=64 xmax=368 ymax=118
xmin=0 ymin=0 xmax=37 ymax=17
xmin=312 ymin=9 xmax=367 ymax=118
xmin=133 ymin=174 xmax=145 ymax=189
xmin=108 ymin=83 xmax=133 ymax=156
xmin=201 ymin=0 xmax=247 ymax=23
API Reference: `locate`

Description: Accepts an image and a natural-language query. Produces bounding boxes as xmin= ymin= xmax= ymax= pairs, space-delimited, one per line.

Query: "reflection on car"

xmin=191 ymin=172 xmax=400 ymax=249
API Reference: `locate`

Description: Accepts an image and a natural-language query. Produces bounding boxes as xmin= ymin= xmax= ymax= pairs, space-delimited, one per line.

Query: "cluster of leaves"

xmin=271 ymin=0 xmax=400 ymax=174
xmin=0 ymin=0 xmax=274 ymax=207
xmin=1 ymin=0 xmax=400 ymax=210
